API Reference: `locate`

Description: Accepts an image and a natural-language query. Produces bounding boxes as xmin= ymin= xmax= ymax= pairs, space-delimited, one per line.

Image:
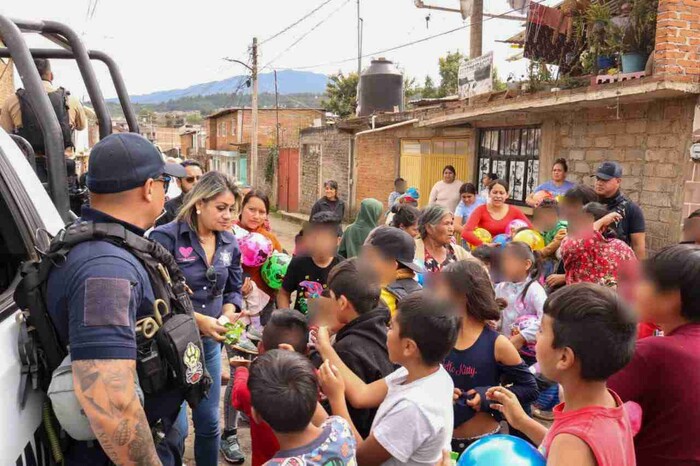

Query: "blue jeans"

xmin=176 ymin=337 xmax=222 ymax=466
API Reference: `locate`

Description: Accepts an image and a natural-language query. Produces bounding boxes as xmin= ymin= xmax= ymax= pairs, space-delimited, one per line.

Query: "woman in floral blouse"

xmin=417 ymin=204 xmax=474 ymax=273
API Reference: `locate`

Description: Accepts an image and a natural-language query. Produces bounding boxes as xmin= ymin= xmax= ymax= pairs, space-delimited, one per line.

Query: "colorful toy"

xmin=457 ymin=434 xmax=546 ymax=466
xmin=406 ymin=187 xmax=420 ymax=200
xmin=492 ymin=233 xmax=510 ymax=248
xmin=261 ymin=252 xmax=292 ymax=290
xmin=238 ymin=232 xmax=273 ymax=267
xmin=470 ymin=228 xmax=493 ymax=249
xmin=223 ymin=321 xmax=246 ymax=346
xmin=511 ymin=315 xmax=539 ymax=358
xmin=513 ymin=229 xmax=546 ymax=251
xmin=531 ymin=190 xmax=553 ymax=207
xmin=232 ymin=224 xmax=249 ymax=240
xmin=507 ymin=219 xmax=530 ymax=237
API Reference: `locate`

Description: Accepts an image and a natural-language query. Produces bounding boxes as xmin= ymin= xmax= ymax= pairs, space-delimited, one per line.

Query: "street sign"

xmin=458 ymin=51 xmax=493 ymax=100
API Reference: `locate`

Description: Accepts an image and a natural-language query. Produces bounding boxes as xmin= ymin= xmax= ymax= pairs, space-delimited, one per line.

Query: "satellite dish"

xmin=460 ymin=0 xmax=472 ymax=19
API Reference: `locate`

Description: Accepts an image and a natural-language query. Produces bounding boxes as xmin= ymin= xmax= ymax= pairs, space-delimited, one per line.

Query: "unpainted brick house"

xmin=300 ymin=0 xmax=700 ymax=251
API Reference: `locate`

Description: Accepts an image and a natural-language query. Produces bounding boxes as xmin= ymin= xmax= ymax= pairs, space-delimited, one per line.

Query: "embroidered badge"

xmin=220 ymin=251 xmax=232 ymax=267
xmin=184 ymin=342 xmax=203 ymax=384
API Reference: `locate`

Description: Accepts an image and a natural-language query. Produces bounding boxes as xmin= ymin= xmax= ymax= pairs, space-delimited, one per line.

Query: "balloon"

xmin=469 ymin=228 xmax=493 ymax=249
xmin=261 ymin=252 xmax=292 ymax=290
xmin=513 ymin=229 xmax=546 ymax=251
xmin=413 ymin=259 xmax=425 ymax=286
xmin=238 ymin=232 xmax=273 ymax=267
xmin=531 ymin=190 xmax=553 ymax=207
xmin=507 ymin=219 xmax=530 ymax=237
xmin=458 ymin=435 xmax=546 ymax=466
xmin=406 ymin=187 xmax=420 ymax=200
xmin=493 ymin=233 xmax=510 ymax=248
xmin=232 ymin=224 xmax=249 ymax=240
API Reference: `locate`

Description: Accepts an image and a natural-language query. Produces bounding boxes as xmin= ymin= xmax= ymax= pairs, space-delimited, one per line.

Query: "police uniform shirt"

xmin=0 ymin=80 xmax=87 ymax=134
xmin=150 ymin=220 xmax=243 ymax=317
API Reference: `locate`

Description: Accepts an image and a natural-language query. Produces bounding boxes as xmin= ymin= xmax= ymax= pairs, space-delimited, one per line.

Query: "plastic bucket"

xmin=597 ymin=55 xmax=615 ymax=70
xmin=621 ymin=52 xmax=647 ymax=73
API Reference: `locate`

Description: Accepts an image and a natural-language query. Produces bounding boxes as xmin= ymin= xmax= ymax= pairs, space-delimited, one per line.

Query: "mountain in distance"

xmin=119 ymin=70 xmax=329 ymax=105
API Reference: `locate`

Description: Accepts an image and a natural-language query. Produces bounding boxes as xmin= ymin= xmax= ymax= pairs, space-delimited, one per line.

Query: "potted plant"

xmin=611 ymin=0 xmax=658 ymax=72
xmin=585 ymin=2 xmax=615 ymax=70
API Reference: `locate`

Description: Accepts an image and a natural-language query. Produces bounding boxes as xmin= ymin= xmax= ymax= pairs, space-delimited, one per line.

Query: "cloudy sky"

xmin=1 ymin=0 xmax=539 ymax=100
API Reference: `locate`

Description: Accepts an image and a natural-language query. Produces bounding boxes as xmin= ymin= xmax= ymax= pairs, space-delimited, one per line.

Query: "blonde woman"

xmin=150 ymin=171 xmax=244 ymax=466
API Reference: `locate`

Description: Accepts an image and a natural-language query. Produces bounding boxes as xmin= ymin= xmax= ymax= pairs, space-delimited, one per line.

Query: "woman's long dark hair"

xmin=390 ymin=204 xmax=420 ymax=229
xmin=442 ymin=260 xmax=501 ymax=322
xmin=503 ymin=242 xmax=542 ymax=304
xmin=241 ymin=189 xmax=270 ymax=215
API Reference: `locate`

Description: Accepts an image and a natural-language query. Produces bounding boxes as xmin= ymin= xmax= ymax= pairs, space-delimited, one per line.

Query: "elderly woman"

xmin=417 ymin=204 xmax=473 ymax=273
xmin=150 ymin=171 xmax=244 ymax=466
xmin=429 ymin=165 xmax=463 ymax=213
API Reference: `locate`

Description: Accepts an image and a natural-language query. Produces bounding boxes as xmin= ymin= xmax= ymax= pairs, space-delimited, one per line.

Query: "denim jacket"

xmin=150 ymin=221 xmax=243 ymax=317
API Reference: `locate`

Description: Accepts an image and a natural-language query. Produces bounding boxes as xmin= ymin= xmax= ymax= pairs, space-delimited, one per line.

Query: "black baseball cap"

xmin=87 ymin=133 xmax=186 ymax=194
xmin=366 ymin=226 xmax=423 ymax=273
xmin=592 ymin=161 xmax=623 ymax=181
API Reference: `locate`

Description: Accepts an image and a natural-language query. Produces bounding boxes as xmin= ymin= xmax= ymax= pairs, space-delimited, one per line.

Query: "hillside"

xmin=116 ymin=70 xmax=328 ymax=105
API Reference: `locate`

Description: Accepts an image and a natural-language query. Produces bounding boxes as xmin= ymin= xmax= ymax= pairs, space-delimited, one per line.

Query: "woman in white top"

xmin=429 ymin=165 xmax=463 ymax=213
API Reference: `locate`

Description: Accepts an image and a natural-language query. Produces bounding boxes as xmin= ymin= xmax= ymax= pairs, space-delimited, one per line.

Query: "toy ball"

xmin=493 ymin=233 xmax=510 ymax=248
xmin=513 ymin=229 xmax=546 ymax=251
xmin=470 ymin=228 xmax=493 ymax=249
xmin=232 ymin=224 xmax=249 ymax=240
xmin=238 ymin=232 xmax=273 ymax=267
xmin=507 ymin=219 xmax=530 ymax=237
xmin=413 ymin=259 xmax=425 ymax=286
xmin=457 ymin=434 xmax=546 ymax=466
xmin=406 ymin=187 xmax=420 ymax=200
xmin=531 ymin=190 xmax=553 ymax=207
xmin=261 ymin=252 xmax=292 ymax=290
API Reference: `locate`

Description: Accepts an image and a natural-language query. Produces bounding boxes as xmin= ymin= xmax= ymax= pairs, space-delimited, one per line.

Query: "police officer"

xmin=46 ymin=133 xmax=188 ymax=465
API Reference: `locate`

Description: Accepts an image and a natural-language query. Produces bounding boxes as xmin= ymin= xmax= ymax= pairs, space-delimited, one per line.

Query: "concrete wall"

xmin=299 ymin=127 xmax=352 ymax=219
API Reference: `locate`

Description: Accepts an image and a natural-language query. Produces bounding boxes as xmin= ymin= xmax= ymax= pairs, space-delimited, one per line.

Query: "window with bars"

xmin=476 ymin=127 xmax=541 ymax=205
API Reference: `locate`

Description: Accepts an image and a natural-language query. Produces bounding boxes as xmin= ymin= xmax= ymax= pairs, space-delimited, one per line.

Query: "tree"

xmin=437 ymin=51 xmax=465 ymax=97
xmin=404 ymin=76 xmax=421 ymax=100
xmin=321 ymin=72 xmax=359 ymax=118
xmin=422 ymin=75 xmax=437 ymax=99
xmin=186 ymin=112 xmax=203 ymax=125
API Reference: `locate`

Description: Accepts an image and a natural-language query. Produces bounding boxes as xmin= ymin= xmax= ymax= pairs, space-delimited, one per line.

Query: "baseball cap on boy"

xmin=87 ymin=133 xmax=186 ymax=194
xmin=366 ymin=225 xmax=422 ymax=273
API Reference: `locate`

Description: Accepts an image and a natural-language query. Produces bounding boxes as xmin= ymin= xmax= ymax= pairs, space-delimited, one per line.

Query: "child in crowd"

xmin=560 ymin=202 xmax=637 ymax=288
xmin=479 ymin=173 xmax=498 ymax=199
xmin=388 ymin=177 xmax=407 ymax=207
xmin=471 ymin=245 xmax=501 ymax=283
xmin=495 ymin=242 xmax=547 ymax=366
xmin=320 ymin=259 xmax=395 ymax=438
xmin=248 ymin=350 xmax=356 ymax=466
xmin=486 ymin=283 xmax=639 ymax=466
xmin=293 ymin=222 xmax=309 ymax=256
xmin=437 ymin=261 xmax=538 ymax=454
xmin=339 ymin=198 xmax=384 ymax=259
xmin=231 ymin=309 xmax=328 ymax=466
xmin=362 ymin=226 xmax=422 ymax=315
xmin=533 ymin=199 xmax=567 ymax=280
xmin=453 ymin=182 xmax=485 ymax=238
xmin=316 ymin=291 xmax=459 ymax=466
xmin=609 ymin=244 xmax=700 ymax=466
xmin=387 ymin=204 xmax=421 ymax=239
xmin=278 ymin=212 xmax=344 ymax=314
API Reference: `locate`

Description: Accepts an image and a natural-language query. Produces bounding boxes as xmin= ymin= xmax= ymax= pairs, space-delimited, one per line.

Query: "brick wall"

xmin=356 ymin=132 xmax=400 ymax=214
xmin=654 ymin=0 xmax=700 ymax=82
xmin=251 ymin=146 xmax=277 ymax=205
xmin=180 ymin=133 xmax=194 ymax=156
xmin=0 ymin=57 xmax=13 ymax=108
xmin=552 ymin=98 xmax=695 ymax=251
xmin=299 ymin=127 xmax=352 ymax=219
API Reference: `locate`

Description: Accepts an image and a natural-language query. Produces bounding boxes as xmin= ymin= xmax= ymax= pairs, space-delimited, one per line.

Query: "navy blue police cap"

xmin=87 ymin=133 xmax=186 ymax=194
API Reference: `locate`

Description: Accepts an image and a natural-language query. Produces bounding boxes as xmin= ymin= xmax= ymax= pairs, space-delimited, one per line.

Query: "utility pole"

xmin=251 ymin=37 xmax=259 ymax=185
xmin=357 ymin=0 xmax=362 ymax=76
xmin=470 ymin=0 xmax=483 ymax=59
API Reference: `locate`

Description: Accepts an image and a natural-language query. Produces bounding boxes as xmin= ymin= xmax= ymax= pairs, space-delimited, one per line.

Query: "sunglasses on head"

xmin=206 ymin=266 xmax=222 ymax=297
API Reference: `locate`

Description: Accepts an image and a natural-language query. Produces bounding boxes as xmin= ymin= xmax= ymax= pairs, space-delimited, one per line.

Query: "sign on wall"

xmin=458 ymin=51 xmax=494 ymax=100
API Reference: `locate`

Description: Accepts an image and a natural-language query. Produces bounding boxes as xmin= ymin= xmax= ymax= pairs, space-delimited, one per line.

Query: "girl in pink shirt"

xmin=486 ymin=283 xmax=639 ymax=466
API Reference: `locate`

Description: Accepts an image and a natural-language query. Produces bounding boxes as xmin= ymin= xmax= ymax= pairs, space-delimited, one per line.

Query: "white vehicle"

xmin=0 ymin=16 xmax=140 ymax=465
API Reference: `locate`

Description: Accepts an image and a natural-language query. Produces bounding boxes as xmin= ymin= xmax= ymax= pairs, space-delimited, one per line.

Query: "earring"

xmin=196 ymin=210 xmax=201 ymax=215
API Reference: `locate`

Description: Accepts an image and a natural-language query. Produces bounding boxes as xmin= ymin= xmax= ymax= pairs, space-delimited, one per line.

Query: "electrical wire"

xmin=259 ymin=0 xmax=339 ymax=46
xmin=275 ymin=3 xmax=536 ymax=71
xmin=261 ymin=0 xmax=353 ymax=71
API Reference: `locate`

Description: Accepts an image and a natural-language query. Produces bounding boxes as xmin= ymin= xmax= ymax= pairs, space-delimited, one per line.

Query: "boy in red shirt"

xmin=231 ymin=309 xmax=327 ymax=466
xmin=487 ymin=283 xmax=639 ymax=466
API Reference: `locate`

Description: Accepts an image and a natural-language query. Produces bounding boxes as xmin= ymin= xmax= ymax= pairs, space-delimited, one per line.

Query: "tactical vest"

xmin=14 ymin=221 xmax=211 ymax=412
xmin=15 ymin=87 xmax=74 ymax=154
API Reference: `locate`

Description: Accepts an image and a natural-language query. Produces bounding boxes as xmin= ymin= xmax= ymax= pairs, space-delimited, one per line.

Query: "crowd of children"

xmin=220 ymin=172 xmax=700 ymax=466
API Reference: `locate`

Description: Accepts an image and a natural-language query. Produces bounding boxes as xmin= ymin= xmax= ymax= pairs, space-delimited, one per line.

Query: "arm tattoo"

xmin=73 ymin=360 xmax=161 ymax=466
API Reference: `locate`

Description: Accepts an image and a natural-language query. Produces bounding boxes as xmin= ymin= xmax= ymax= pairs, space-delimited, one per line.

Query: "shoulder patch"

xmin=83 ymin=277 xmax=132 ymax=327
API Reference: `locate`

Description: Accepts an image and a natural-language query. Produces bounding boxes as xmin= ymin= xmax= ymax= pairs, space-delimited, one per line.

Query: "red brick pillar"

xmin=654 ymin=0 xmax=700 ymax=82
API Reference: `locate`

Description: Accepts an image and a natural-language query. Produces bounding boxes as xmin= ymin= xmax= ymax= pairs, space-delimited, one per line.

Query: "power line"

xmin=261 ymin=0 xmax=353 ymax=71
xmin=260 ymin=0 xmax=338 ymax=46
xmin=276 ymin=4 xmax=531 ymax=71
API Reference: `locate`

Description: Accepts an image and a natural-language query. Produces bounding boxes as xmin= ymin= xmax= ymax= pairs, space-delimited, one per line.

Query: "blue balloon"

xmin=458 ymin=435 xmax=546 ymax=466
xmin=493 ymin=234 xmax=511 ymax=248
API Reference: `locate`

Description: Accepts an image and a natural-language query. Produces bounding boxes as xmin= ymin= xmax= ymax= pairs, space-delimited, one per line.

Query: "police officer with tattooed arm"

xmin=39 ymin=133 xmax=211 ymax=465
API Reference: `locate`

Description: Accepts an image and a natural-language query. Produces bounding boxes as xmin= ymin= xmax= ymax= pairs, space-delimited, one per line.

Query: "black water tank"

xmin=357 ymin=58 xmax=404 ymax=117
